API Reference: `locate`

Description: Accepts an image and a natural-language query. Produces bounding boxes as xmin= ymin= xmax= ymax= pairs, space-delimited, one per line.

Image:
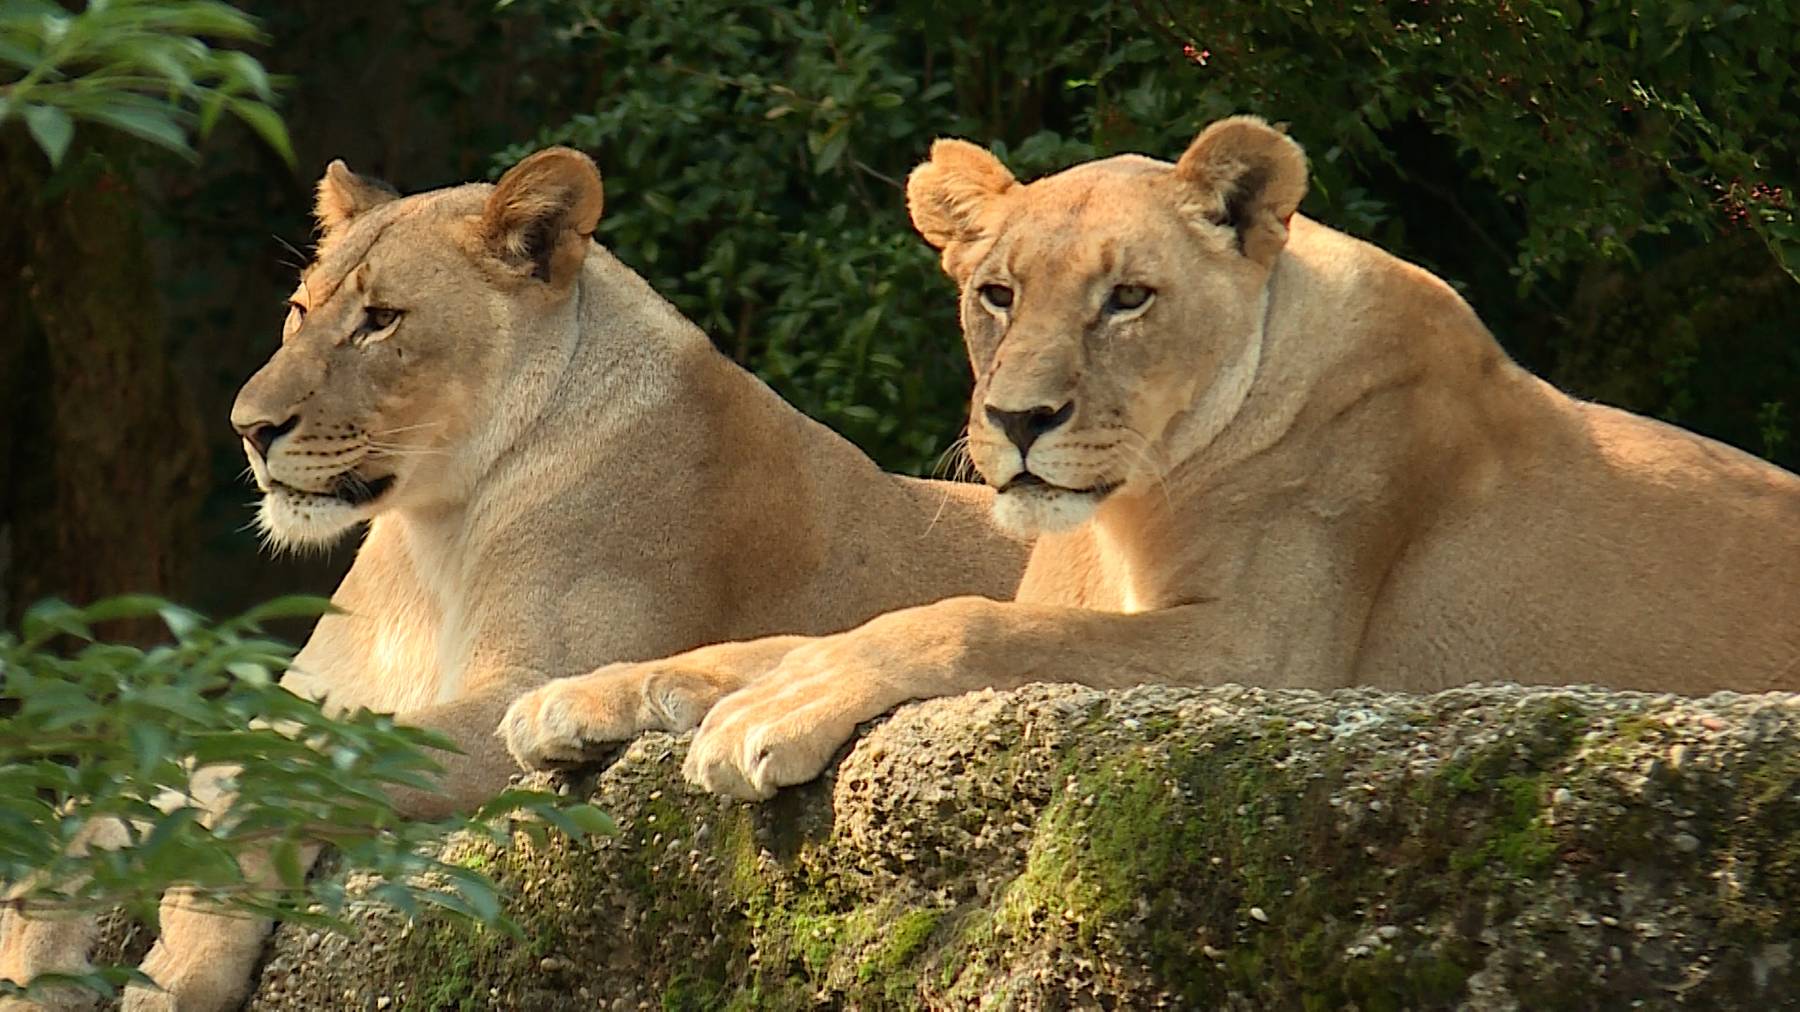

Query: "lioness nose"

xmin=235 ymin=415 xmax=299 ymax=460
xmin=985 ymin=401 xmax=1074 ymax=455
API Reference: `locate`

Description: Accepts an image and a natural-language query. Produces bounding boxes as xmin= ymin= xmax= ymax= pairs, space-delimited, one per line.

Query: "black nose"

xmin=236 ymin=415 xmax=299 ymax=459
xmin=985 ymin=401 xmax=1074 ymax=455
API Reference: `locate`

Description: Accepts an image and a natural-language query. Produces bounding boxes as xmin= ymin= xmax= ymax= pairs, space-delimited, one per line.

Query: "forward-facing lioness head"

xmin=230 ymin=148 xmax=604 ymax=549
xmin=907 ymin=115 xmax=1307 ymax=535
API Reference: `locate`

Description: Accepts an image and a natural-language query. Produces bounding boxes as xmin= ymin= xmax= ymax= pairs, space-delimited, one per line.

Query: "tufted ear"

xmin=479 ymin=147 xmax=604 ymax=286
xmin=315 ymin=160 xmax=399 ymax=237
xmin=1172 ymin=115 xmax=1308 ymax=266
xmin=906 ymin=139 xmax=1017 ymax=275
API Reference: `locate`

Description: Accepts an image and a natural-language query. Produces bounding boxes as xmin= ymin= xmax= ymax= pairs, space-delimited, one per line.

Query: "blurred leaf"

xmin=224 ymin=95 xmax=291 ymax=165
xmin=0 ymin=0 xmax=289 ymax=164
xmin=22 ymin=103 xmax=72 ymax=165
xmin=80 ymin=100 xmax=192 ymax=158
xmin=21 ymin=599 xmax=90 ymax=646
xmin=561 ymin=803 xmax=618 ymax=837
xmin=226 ymin=595 xmax=334 ymax=631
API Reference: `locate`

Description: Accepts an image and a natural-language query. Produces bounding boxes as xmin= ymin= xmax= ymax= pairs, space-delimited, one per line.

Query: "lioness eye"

xmin=978 ymin=284 xmax=1014 ymax=310
xmin=284 ymin=302 xmax=306 ymax=329
xmin=365 ymin=307 xmax=402 ymax=330
xmin=1106 ymin=284 xmax=1154 ymax=313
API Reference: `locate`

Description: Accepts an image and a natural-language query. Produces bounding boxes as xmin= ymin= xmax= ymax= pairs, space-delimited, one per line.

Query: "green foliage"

xmin=0 ymin=595 xmax=613 ymax=1001
xmin=0 ymin=0 xmax=292 ymax=166
xmin=500 ymin=0 xmax=1795 ymax=473
xmin=1140 ymin=0 xmax=1799 ymax=285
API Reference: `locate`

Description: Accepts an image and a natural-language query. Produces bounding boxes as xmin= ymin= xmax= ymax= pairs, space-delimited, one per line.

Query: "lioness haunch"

xmin=507 ymin=114 xmax=1800 ymax=801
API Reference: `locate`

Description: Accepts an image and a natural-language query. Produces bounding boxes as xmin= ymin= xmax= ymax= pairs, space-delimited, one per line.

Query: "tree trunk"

xmin=1 ymin=132 xmax=206 ymax=636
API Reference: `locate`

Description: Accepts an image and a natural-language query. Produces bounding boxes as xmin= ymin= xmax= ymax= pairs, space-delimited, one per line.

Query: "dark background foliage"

xmin=3 ymin=0 xmax=1795 ymax=627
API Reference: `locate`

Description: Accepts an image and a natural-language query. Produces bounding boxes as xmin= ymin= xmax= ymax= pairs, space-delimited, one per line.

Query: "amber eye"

xmin=1105 ymin=284 xmax=1154 ymax=314
xmin=365 ymin=307 xmax=402 ymax=330
xmin=978 ymin=284 xmax=1014 ymax=310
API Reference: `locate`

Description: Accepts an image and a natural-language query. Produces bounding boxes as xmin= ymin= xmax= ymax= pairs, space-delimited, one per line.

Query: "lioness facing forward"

xmin=0 ymin=149 xmax=1024 ymax=1009
xmin=505 ymin=115 xmax=1799 ymax=801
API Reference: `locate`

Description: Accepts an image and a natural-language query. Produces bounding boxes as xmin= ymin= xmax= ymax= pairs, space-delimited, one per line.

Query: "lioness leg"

xmin=1 ymin=810 xmax=151 ymax=1011
xmin=120 ymin=675 xmax=546 ymax=1006
xmin=680 ymin=595 xmax=1314 ymax=799
xmin=120 ymin=842 xmax=321 ymax=1012
xmin=500 ymin=636 xmax=811 ymax=769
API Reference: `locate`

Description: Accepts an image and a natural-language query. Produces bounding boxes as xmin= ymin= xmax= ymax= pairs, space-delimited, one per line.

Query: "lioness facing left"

xmin=0 ymin=148 xmax=1025 ymax=1010
xmin=504 ymin=115 xmax=1800 ymax=801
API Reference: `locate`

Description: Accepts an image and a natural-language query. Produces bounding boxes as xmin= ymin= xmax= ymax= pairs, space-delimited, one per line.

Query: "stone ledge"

xmin=243 ymin=682 xmax=1800 ymax=1010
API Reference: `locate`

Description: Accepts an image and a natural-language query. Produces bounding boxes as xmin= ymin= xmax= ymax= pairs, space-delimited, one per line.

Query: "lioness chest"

xmin=283 ymin=518 xmax=476 ymax=714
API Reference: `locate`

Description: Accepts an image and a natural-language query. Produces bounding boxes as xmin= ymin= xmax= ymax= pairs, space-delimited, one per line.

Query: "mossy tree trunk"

xmin=0 ymin=131 xmax=206 ymax=634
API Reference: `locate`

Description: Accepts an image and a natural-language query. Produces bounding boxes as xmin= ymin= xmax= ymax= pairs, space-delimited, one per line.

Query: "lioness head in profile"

xmin=230 ymin=149 xmax=603 ymax=548
xmin=907 ymin=116 xmax=1305 ymax=535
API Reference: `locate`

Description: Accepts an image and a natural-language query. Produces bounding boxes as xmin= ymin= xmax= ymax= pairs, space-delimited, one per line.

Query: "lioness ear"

xmin=480 ymin=147 xmax=604 ymax=285
xmin=1173 ymin=115 xmax=1308 ymax=266
xmin=315 ymin=160 xmax=398 ymax=236
xmin=906 ymin=139 xmax=1016 ymax=274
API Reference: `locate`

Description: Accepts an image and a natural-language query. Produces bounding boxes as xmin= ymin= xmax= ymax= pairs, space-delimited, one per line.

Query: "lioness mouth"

xmin=268 ymin=474 xmax=396 ymax=506
xmin=999 ymin=472 xmax=1120 ymax=498
xmin=334 ymin=473 xmax=397 ymax=506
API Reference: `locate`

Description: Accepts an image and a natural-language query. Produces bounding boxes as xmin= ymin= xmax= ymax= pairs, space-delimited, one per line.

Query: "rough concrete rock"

xmin=238 ymin=683 xmax=1800 ymax=1010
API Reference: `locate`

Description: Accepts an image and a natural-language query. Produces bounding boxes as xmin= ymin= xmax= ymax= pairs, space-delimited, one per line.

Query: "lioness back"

xmin=1362 ymin=386 xmax=1800 ymax=692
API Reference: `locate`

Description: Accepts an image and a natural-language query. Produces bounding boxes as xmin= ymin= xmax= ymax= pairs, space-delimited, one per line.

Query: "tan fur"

xmin=542 ymin=116 xmax=1800 ymax=802
xmin=0 ymin=149 xmax=1025 ymax=1010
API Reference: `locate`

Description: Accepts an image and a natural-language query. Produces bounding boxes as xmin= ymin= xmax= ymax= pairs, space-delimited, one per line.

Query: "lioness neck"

xmin=1090 ymin=216 xmax=1550 ymax=603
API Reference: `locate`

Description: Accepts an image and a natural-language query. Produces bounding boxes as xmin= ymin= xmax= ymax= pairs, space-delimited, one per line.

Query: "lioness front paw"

xmin=683 ymin=706 xmax=844 ymax=801
xmin=120 ymin=940 xmax=250 ymax=1012
xmin=501 ymin=663 xmax=725 ymax=770
xmin=500 ymin=678 xmax=607 ymax=769
xmin=681 ymin=643 xmax=885 ymax=800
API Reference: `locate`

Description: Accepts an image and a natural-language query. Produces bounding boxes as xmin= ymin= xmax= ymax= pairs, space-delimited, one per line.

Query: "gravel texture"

xmin=225 ymin=682 xmax=1798 ymax=1010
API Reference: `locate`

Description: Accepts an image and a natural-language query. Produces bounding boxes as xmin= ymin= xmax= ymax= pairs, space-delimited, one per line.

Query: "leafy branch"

xmin=0 ymin=0 xmax=292 ymax=166
xmin=0 ymin=595 xmax=614 ymax=1001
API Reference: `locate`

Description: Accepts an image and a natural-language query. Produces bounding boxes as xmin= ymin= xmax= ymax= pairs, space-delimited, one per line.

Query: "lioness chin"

xmin=520 ymin=114 xmax=1800 ymax=802
xmin=0 ymin=148 xmax=1025 ymax=1010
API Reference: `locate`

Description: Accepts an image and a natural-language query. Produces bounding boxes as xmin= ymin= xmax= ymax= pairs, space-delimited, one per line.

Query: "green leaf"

xmin=156 ymin=603 xmax=207 ymax=639
xmin=0 ymin=37 xmax=41 ymax=71
xmin=440 ymin=866 xmax=502 ymax=923
xmin=217 ymin=50 xmax=273 ymax=101
xmin=226 ymin=594 xmax=333 ymax=631
xmin=813 ymin=126 xmax=850 ymax=174
xmin=21 ymin=598 xmax=90 ymax=646
xmin=225 ymin=661 xmax=273 ymax=686
xmin=79 ymin=594 xmax=176 ymax=626
xmin=127 ymin=722 xmax=175 ymax=776
xmin=80 ymin=101 xmax=194 ymax=160
xmin=225 ymin=97 xmax=292 ymax=165
xmin=271 ymin=839 xmax=304 ymax=889
xmin=561 ymin=803 xmax=618 ymax=837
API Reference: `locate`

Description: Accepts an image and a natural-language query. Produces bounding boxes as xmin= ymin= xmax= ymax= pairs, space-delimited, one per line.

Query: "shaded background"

xmin=3 ymin=0 xmax=1796 ymax=630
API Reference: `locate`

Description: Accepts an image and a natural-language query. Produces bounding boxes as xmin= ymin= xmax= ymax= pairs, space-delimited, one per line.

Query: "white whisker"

xmin=370 ymin=421 xmax=444 ymax=438
xmin=1115 ymin=428 xmax=1173 ymax=510
xmin=365 ymin=441 xmax=447 ymax=459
